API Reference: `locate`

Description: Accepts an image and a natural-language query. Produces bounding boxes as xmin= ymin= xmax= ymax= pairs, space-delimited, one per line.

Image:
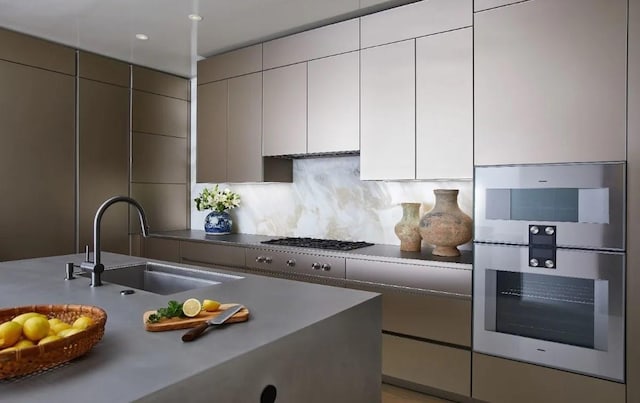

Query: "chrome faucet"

xmin=81 ymin=196 xmax=150 ymax=287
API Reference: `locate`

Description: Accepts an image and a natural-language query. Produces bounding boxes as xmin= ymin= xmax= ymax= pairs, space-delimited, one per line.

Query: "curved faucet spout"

xmin=82 ymin=196 xmax=150 ymax=287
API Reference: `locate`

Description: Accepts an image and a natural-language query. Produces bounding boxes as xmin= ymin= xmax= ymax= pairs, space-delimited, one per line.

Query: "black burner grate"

xmin=261 ymin=237 xmax=374 ymax=251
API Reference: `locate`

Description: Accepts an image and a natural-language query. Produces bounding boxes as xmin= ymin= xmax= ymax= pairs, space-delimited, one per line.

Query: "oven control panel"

xmin=528 ymin=225 xmax=556 ymax=269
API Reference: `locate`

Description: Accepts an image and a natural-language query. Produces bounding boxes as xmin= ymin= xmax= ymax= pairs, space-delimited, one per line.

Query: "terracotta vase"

xmin=419 ymin=189 xmax=472 ymax=257
xmin=394 ymin=202 xmax=422 ymax=252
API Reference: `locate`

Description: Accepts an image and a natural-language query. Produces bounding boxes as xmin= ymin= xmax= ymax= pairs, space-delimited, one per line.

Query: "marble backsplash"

xmin=191 ymin=156 xmax=473 ymax=247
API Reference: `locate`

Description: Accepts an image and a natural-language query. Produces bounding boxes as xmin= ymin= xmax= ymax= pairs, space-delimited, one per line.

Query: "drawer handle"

xmin=311 ymin=263 xmax=321 ymax=270
xmin=265 ymin=257 xmax=273 ymax=264
xmin=321 ymin=264 xmax=331 ymax=271
xmin=286 ymin=259 xmax=296 ymax=267
xmin=256 ymin=256 xmax=266 ymax=263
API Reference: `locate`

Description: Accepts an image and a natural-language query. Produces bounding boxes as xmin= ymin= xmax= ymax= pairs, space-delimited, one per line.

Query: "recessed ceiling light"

xmin=188 ymin=14 xmax=203 ymax=21
xmin=135 ymin=33 xmax=149 ymax=41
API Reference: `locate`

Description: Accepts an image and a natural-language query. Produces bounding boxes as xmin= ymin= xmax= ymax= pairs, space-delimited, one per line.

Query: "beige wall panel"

xmin=130 ymin=184 xmax=187 ymax=232
xmin=132 ymin=132 xmax=187 ymax=184
xmin=78 ymin=51 xmax=130 ymax=87
xmin=132 ymin=90 xmax=189 ymax=138
xmin=474 ymin=0 xmax=526 ymax=12
xmin=263 ymin=19 xmax=359 ymax=69
xmin=360 ymin=0 xmax=472 ymax=48
xmin=198 ymin=44 xmax=262 ymax=84
xmin=474 ymin=0 xmax=627 ymax=165
xmin=79 ymin=79 xmax=130 ymax=255
xmin=472 ymin=353 xmax=625 ymax=403
xmin=196 ymin=80 xmax=228 ymax=183
xmin=628 ymin=0 xmax=640 ymax=400
xmin=132 ymin=65 xmax=190 ymax=100
xmin=143 ymin=237 xmax=180 ymax=263
xmin=228 ymin=72 xmax=263 ymax=182
xmin=0 ymin=60 xmax=75 ymax=261
xmin=0 ymin=27 xmax=75 ymax=75
xmin=383 ymin=334 xmax=470 ymax=396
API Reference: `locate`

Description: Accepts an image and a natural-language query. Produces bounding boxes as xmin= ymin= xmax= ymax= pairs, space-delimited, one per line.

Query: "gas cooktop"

xmin=261 ymin=237 xmax=374 ymax=251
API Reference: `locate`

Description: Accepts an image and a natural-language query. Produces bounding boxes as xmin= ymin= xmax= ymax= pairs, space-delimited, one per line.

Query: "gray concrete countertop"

xmin=0 ymin=253 xmax=379 ymax=402
xmin=152 ymin=230 xmax=473 ymax=268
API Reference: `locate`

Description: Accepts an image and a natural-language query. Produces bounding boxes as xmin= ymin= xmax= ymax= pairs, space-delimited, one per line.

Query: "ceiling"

xmin=0 ymin=0 xmax=412 ymax=78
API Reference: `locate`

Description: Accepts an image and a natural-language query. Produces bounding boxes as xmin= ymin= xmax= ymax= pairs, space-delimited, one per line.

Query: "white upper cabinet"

xmin=474 ymin=0 xmax=627 ymax=165
xmin=263 ymin=19 xmax=359 ymax=69
xmin=360 ymin=40 xmax=416 ymax=180
xmin=416 ymin=28 xmax=472 ymax=179
xmin=308 ymin=51 xmax=360 ymax=154
xmin=360 ymin=0 xmax=472 ymax=48
xmin=262 ymin=62 xmax=307 ymax=156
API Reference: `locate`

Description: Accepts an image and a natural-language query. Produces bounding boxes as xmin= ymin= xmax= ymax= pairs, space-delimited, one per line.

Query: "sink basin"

xmin=81 ymin=262 xmax=243 ymax=295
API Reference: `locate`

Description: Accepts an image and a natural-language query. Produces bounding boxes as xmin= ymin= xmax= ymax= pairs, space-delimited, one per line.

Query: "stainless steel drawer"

xmin=245 ymin=248 xmax=346 ymax=279
xmin=346 ymin=258 xmax=471 ymax=297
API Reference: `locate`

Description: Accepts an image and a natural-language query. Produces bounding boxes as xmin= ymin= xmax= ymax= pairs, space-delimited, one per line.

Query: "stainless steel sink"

xmin=80 ymin=262 xmax=243 ymax=295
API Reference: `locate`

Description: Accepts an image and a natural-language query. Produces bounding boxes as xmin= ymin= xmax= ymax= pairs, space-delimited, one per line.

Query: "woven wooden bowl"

xmin=0 ymin=304 xmax=107 ymax=380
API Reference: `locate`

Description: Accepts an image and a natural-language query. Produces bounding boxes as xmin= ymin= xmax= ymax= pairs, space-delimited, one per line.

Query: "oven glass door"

xmin=493 ymin=270 xmax=603 ymax=349
xmin=473 ymin=243 xmax=625 ymax=382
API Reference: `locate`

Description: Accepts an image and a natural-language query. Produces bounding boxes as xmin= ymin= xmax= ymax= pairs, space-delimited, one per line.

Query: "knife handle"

xmin=182 ymin=322 xmax=209 ymax=342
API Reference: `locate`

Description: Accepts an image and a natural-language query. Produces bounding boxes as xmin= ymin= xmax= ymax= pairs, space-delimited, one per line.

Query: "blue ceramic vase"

xmin=204 ymin=210 xmax=232 ymax=234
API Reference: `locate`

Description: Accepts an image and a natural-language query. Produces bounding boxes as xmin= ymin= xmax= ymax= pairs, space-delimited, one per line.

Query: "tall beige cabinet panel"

xmin=262 ymin=63 xmax=307 ymax=156
xmin=360 ymin=40 xmax=415 ymax=180
xmin=474 ymin=0 xmax=627 ymax=165
xmin=78 ymin=52 xmax=130 ymax=254
xmin=416 ymin=27 xmax=472 ymax=179
xmin=131 ymin=67 xmax=189 ymax=233
xmin=0 ymin=42 xmax=75 ymax=261
xmin=627 ymin=0 xmax=640 ymax=400
xmin=196 ymin=80 xmax=227 ymax=183
xmin=307 ymin=51 xmax=360 ymax=154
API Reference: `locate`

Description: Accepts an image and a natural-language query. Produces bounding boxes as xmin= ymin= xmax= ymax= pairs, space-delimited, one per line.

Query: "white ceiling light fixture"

xmin=135 ymin=33 xmax=149 ymax=40
xmin=188 ymin=14 xmax=203 ymax=22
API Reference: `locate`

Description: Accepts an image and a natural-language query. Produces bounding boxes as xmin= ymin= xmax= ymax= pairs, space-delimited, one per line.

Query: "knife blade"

xmin=181 ymin=304 xmax=244 ymax=342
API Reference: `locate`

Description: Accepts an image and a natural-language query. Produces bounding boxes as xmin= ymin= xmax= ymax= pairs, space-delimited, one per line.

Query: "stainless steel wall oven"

xmin=473 ymin=162 xmax=626 ymax=382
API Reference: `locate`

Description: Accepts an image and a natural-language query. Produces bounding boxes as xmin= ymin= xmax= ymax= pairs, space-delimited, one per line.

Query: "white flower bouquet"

xmin=194 ymin=185 xmax=241 ymax=213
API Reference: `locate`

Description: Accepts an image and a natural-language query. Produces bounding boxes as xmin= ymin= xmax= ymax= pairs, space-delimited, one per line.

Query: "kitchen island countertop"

xmin=0 ymin=253 xmax=381 ymax=402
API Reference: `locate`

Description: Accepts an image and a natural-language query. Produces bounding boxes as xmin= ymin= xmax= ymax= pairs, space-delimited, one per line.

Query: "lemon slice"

xmin=182 ymin=298 xmax=202 ymax=317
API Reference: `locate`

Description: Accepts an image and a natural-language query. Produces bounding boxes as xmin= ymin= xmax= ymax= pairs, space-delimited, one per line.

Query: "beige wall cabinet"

xmin=180 ymin=241 xmax=246 ymax=271
xmin=416 ymin=27 xmax=472 ymax=179
xmin=474 ymin=0 xmax=523 ymax=12
xmin=360 ymin=39 xmax=415 ymax=180
xmin=142 ymin=237 xmax=181 ymax=263
xmin=262 ymin=62 xmax=308 ymax=156
xmin=361 ymin=30 xmax=472 ymax=180
xmin=360 ymin=0 xmax=472 ymax=48
xmin=78 ymin=52 xmax=130 ymax=254
xmin=197 ymin=44 xmax=262 ymax=85
xmin=307 ymin=51 xmax=360 ymax=154
xmin=263 ymin=19 xmax=359 ymax=69
xmin=0 ymin=58 xmax=75 ymax=261
xmin=196 ymin=80 xmax=228 ymax=183
xmin=474 ymin=0 xmax=627 ymax=165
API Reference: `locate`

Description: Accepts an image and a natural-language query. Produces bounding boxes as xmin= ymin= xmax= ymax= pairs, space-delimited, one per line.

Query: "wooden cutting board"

xmin=143 ymin=303 xmax=249 ymax=332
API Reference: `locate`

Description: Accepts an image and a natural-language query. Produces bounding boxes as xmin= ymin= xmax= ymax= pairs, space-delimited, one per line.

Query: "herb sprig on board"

xmin=147 ymin=300 xmax=185 ymax=323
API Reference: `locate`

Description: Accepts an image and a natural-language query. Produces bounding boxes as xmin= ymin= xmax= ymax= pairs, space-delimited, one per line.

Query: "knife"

xmin=181 ymin=304 xmax=244 ymax=342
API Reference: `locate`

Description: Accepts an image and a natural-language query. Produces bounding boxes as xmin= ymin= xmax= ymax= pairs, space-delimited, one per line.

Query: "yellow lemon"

xmin=72 ymin=316 xmax=94 ymax=330
xmin=182 ymin=298 xmax=202 ymax=317
xmin=22 ymin=316 xmax=50 ymax=341
xmin=202 ymin=299 xmax=221 ymax=312
xmin=38 ymin=335 xmax=63 ymax=345
xmin=14 ymin=339 xmax=35 ymax=349
xmin=12 ymin=312 xmax=46 ymax=326
xmin=52 ymin=322 xmax=72 ymax=334
xmin=0 ymin=321 xmax=23 ymax=348
xmin=58 ymin=328 xmax=83 ymax=338
xmin=48 ymin=318 xmax=63 ymax=326
xmin=0 ymin=347 xmax=17 ymax=354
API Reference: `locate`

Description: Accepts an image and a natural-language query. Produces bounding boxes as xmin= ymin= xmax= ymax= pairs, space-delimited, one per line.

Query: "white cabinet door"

xmin=263 ymin=63 xmax=307 ymax=156
xmin=360 ymin=40 xmax=415 ymax=180
xmin=196 ymin=80 xmax=227 ymax=183
xmin=228 ymin=72 xmax=263 ymax=182
xmin=308 ymin=51 xmax=359 ymax=154
xmin=416 ymin=28 xmax=472 ymax=179
xmin=474 ymin=0 xmax=627 ymax=165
